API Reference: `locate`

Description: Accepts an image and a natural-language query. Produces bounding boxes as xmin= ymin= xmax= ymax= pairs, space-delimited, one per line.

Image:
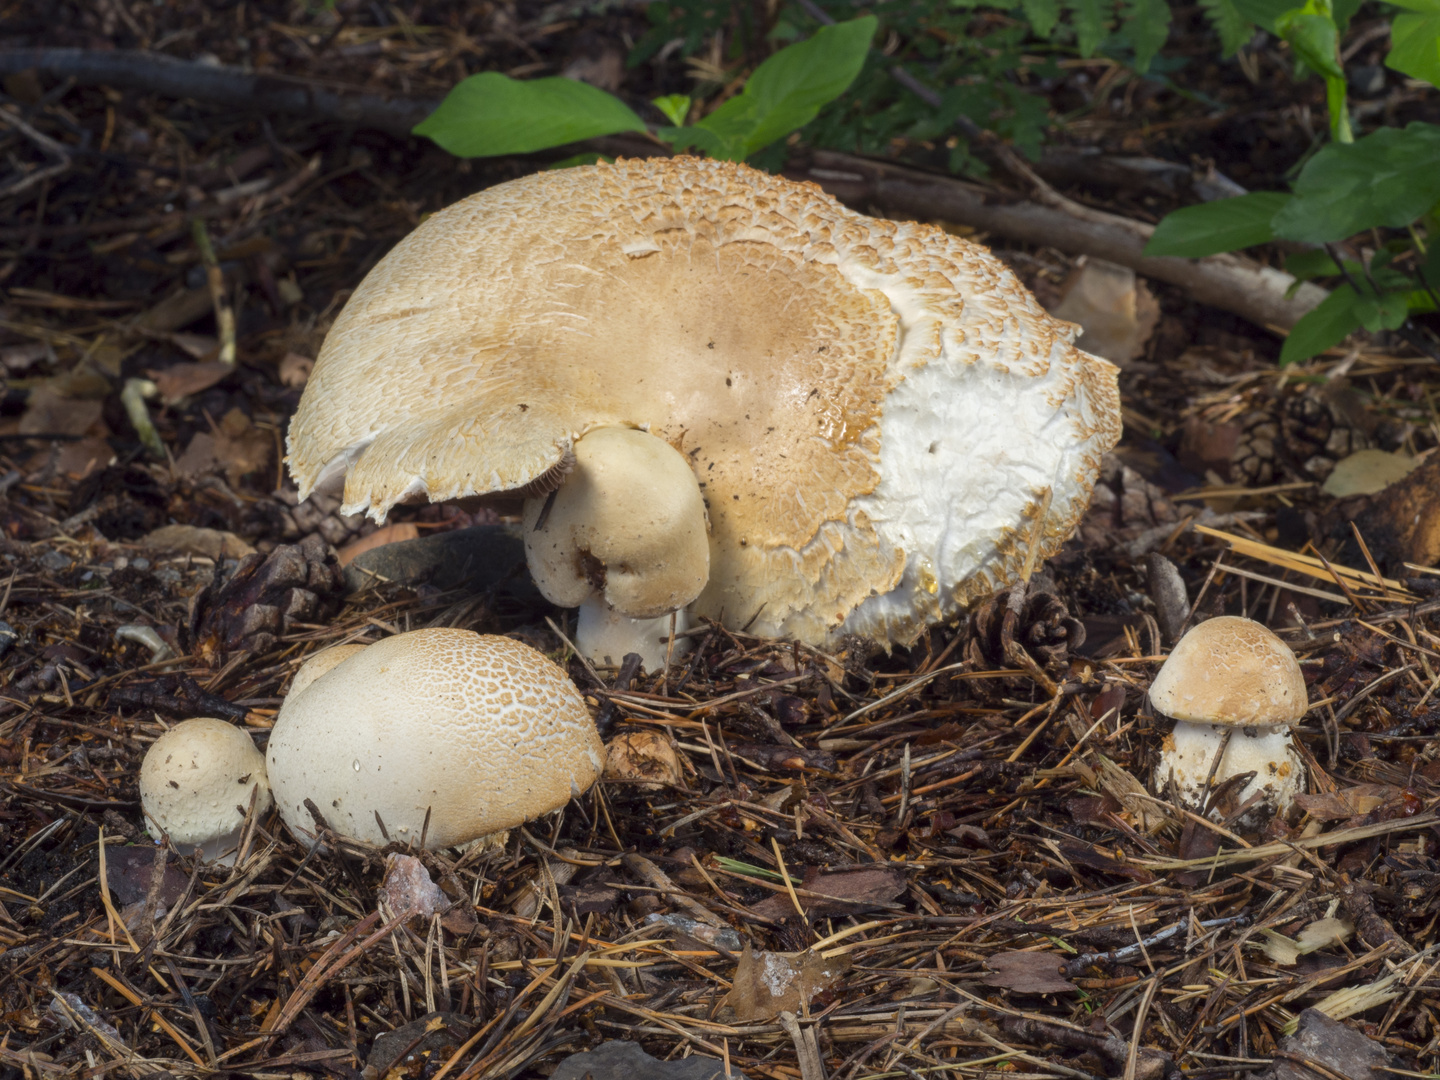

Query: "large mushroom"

xmin=139 ymin=718 xmax=272 ymax=864
xmin=288 ymin=157 xmax=1121 ymax=650
xmin=266 ymin=628 xmax=603 ymax=849
xmin=1151 ymin=616 xmax=1309 ymax=825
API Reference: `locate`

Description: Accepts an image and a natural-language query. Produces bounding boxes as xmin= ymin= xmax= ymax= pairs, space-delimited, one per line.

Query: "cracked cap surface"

xmin=1149 ymin=616 xmax=1308 ymax=727
xmin=288 ymin=157 xmax=1120 ymax=646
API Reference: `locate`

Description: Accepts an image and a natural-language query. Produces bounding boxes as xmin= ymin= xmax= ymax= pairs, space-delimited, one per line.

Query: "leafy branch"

xmin=1145 ymin=1 xmax=1440 ymax=365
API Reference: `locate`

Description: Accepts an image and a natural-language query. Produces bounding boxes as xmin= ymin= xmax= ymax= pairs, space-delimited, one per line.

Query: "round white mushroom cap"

xmin=1149 ymin=616 xmax=1308 ymax=727
xmin=139 ymin=718 xmax=272 ymax=859
xmin=288 ymin=157 xmax=1120 ymax=649
xmin=1155 ymin=721 xmax=1303 ymax=824
xmin=266 ymin=628 xmax=604 ymax=849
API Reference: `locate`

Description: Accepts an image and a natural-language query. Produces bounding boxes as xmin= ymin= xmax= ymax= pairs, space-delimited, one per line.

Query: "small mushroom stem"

xmin=1157 ymin=721 xmax=1303 ymax=825
xmin=576 ymin=598 xmax=691 ymax=671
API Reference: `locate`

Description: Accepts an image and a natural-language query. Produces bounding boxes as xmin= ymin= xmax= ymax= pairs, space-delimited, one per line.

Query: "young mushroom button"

xmin=1150 ymin=616 xmax=1309 ymax=825
xmin=266 ymin=628 xmax=604 ymax=850
xmin=139 ymin=718 xmax=272 ymax=865
xmin=523 ymin=427 xmax=709 ymax=669
xmin=286 ymin=157 xmax=1121 ymax=650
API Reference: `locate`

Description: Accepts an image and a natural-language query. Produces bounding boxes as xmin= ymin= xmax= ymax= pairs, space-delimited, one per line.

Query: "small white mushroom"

xmin=1150 ymin=616 xmax=1308 ymax=825
xmin=139 ymin=718 xmax=272 ymax=864
xmin=266 ymin=628 xmax=604 ymax=849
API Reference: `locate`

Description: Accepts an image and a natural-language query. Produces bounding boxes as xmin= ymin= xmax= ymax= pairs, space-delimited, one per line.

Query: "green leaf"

xmin=1023 ymin=0 xmax=1062 ymax=36
xmin=413 ymin=72 xmax=646 ymax=158
xmin=693 ymin=15 xmax=878 ymax=159
xmin=657 ymin=124 xmax=732 ymax=158
xmin=1352 ymin=289 xmax=1412 ymax=332
xmin=1284 ymin=249 xmax=1341 ymax=279
xmin=1200 ymin=0 xmax=1253 ymax=55
xmin=651 ymin=94 xmax=692 ymax=126
xmin=1271 ymin=122 xmax=1440 ymax=241
xmin=1068 ymin=0 xmax=1111 ymax=55
xmin=1387 ymin=8 xmax=1440 ymax=88
xmin=1120 ymin=0 xmax=1172 ymax=71
xmin=1231 ymin=0 xmax=1298 ymax=30
xmin=1143 ymin=191 xmax=1291 ymax=257
xmin=1279 ymin=284 xmax=1364 ymax=364
xmin=1275 ymin=6 xmax=1344 ymax=80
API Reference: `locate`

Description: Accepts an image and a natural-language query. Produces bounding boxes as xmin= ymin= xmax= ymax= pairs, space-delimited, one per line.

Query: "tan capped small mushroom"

xmin=288 ymin=157 xmax=1120 ymax=650
xmin=139 ymin=718 xmax=272 ymax=864
xmin=267 ymin=628 xmax=603 ymax=849
xmin=1151 ymin=616 xmax=1308 ymax=824
xmin=524 ymin=427 xmax=708 ymax=668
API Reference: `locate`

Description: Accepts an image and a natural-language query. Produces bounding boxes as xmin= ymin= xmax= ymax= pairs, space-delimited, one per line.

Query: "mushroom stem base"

xmin=1154 ymin=721 xmax=1303 ymax=827
xmin=576 ymin=600 xmax=691 ymax=671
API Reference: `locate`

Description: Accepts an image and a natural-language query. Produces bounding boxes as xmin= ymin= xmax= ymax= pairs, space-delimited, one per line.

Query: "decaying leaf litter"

xmin=1 ymin=4 xmax=1439 ymax=1080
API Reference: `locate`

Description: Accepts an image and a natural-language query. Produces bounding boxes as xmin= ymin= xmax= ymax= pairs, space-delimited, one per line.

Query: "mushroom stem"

xmin=576 ymin=599 xmax=691 ymax=671
xmin=1157 ymin=721 xmax=1302 ymax=824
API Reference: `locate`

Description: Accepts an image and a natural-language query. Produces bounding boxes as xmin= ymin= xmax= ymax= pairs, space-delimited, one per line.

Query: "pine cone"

xmin=187 ymin=534 xmax=346 ymax=660
xmin=967 ymin=587 xmax=1085 ymax=674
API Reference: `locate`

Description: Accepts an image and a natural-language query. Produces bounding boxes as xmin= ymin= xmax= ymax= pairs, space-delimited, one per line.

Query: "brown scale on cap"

xmin=289 ymin=157 xmax=1120 ymax=646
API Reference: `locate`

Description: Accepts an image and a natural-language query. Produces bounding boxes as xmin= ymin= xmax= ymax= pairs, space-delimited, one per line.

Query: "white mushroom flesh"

xmin=1155 ymin=721 xmax=1303 ymax=824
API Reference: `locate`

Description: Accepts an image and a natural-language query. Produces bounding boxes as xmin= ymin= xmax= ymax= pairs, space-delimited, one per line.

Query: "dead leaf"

xmin=335 ymin=522 xmax=421 ymax=566
xmin=151 ymin=361 xmax=233 ymax=404
xmin=102 ymin=846 xmax=190 ymax=907
xmin=983 ymin=951 xmax=1076 ymax=994
xmin=1049 ymin=257 xmax=1159 ymax=366
xmin=1295 ymin=786 xmax=1399 ymax=822
xmin=724 ymin=945 xmax=850 ymax=1021
xmin=53 ymin=437 xmax=113 ymax=480
xmin=379 ymin=853 xmax=446 ymax=920
xmin=1337 ymin=455 xmax=1440 ymax=569
xmin=603 ymin=731 xmax=683 ymax=789
xmin=141 ymin=524 xmax=255 ymax=561
xmin=748 ymin=864 xmax=907 ymax=921
xmin=175 ymin=408 xmax=272 ymax=486
xmin=18 ymin=386 xmax=104 ymax=437
xmin=279 ymin=351 xmax=314 ymax=388
xmin=1322 ymin=449 xmax=1419 ymax=498
xmin=1058 ymin=842 xmax=1156 ymax=883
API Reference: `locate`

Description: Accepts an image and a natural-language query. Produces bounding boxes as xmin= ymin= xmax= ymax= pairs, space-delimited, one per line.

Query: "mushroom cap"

xmin=1149 ymin=616 xmax=1308 ymax=726
xmin=140 ymin=718 xmax=272 ymax=849
xmin=289 ymin=643 xmax=368 ymax=700
xmin=1155 ymin=721 xmax=1303 ymax=824
xmin=288 ymin=157 xmax=1120 ymax=647
xmin=523 ymin=427 xmax=709 ymax=618
xmin=266 ymin=628 xmax=603 ymax=849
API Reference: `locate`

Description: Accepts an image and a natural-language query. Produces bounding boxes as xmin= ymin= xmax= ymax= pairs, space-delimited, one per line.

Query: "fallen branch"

xmin=0 ymin=47 xmax=1325 ymax=333
xmin=0 ymin=47 xmax=431 ymax=136
xmin=792 ymin=150 xmax=1326 ymax=333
